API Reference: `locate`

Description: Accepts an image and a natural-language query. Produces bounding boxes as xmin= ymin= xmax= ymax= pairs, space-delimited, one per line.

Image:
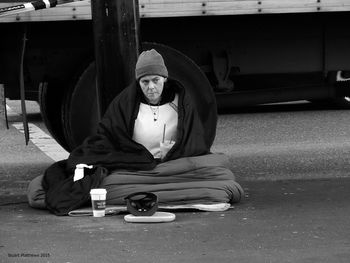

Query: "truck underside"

xmin=1 ymin=2 xmax=350 ymax=151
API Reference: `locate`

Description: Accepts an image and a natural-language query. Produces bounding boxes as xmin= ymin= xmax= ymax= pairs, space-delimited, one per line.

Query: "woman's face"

xmin=139 ymin=75 xmax=167 ymax=104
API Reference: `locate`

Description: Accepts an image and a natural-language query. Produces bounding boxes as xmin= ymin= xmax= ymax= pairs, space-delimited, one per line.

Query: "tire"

xmin=61 ymin=62 xmax=99 ymax=150
xmin=39 ymin=81 xmax=70 ymax=152
xmin=60 ymin=42 xmax=216 ymax=151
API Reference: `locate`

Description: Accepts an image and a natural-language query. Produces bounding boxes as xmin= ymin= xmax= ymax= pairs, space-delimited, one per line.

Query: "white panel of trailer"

xmin=1 ymin=0 xmax=350 ymax=23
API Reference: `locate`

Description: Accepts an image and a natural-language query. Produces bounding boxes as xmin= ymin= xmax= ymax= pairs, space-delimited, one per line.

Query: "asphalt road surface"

xmin=213 ymin=102 xmax=350 ymax=181
xmin=2 ymin=100 xmax=350 ymax=263
xmin=2 ymin=99 xmax=350 ymax=197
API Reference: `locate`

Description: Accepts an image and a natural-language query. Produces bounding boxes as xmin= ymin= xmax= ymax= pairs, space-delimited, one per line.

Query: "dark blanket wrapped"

xmin=65 ymin=79 xmax=210 ymax=172
xmin=40 ymin=79 xmax=243 ymax=215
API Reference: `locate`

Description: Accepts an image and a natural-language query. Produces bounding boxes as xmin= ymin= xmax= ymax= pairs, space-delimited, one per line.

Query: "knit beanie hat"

xmin=135 ymin=49 xmax=168 ymax=80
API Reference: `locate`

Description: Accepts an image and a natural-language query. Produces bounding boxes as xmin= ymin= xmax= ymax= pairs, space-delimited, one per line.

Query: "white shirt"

xmin=133 ymin=94 xmax=178 ymax=158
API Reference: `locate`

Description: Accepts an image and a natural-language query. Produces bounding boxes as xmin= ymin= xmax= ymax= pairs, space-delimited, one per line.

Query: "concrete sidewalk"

xmin=1 ymin=178 xmax=350 ymax=263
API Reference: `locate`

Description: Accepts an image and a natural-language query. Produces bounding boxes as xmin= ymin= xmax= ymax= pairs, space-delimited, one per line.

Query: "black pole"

xmin=91 ymin=0 xmax=140 ymax=117
xmin=0 ymin=84 xmax=9 ymax=129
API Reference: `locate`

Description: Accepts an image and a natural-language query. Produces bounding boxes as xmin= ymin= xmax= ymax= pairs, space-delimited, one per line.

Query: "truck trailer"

xmin=1 ymin=0 xmax=350 ymax=151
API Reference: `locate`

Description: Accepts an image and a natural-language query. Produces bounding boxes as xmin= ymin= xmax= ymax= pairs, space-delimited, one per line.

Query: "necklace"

xmin=149 ymin=102 xmax=160 ymax=121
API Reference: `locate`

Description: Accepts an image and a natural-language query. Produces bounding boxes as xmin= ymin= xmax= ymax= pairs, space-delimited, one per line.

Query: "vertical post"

xmin=0 ymin=84 xmax=9 ymax=129
xmin=91 ymin=0 xmax=140 ymax=117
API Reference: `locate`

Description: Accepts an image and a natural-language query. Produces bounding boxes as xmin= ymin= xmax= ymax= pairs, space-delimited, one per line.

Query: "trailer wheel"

xmin=61 ymin=62 xmax=100 ymax=151
xmin=39 ymin=81 xmax=70 ymax=151
xmin=61 ymin=42 xmax=215 ymax=151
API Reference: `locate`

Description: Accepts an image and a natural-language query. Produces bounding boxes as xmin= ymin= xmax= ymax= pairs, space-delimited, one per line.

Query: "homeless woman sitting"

xmin=27 ymin=49 xmax=244 ymax=215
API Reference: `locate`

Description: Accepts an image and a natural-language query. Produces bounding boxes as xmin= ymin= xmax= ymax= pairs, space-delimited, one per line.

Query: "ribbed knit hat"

xmin=135 ymin=49 xmax=168 ymax=80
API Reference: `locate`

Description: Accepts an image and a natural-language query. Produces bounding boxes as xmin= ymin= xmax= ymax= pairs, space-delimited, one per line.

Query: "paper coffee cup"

xmin=160 ymin=140 xmax=175 ymax=159
xmin=90 ymin=188 xmax=107 ymax=217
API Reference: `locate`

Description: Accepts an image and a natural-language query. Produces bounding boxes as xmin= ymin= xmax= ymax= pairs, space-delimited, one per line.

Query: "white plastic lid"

xmin=124 ymin=212 xmax=176 ymax=223
xmin=90 ymin=188 xmax=107 ymax=195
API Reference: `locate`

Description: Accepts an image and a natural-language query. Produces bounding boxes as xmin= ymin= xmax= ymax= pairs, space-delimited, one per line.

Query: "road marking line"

xmin=6 ymin=105 xmax=69 ymax=162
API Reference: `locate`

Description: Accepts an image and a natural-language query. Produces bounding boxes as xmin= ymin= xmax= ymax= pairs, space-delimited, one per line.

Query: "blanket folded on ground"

xmin=101 ymin=154 xmax=244 ymax=205
xmin=28 ymin=154 xmax=243 ymax=215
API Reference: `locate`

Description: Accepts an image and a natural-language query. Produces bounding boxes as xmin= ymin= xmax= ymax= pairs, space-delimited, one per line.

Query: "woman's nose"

xmin=148 ymin=82 xmax=155 ymax=90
